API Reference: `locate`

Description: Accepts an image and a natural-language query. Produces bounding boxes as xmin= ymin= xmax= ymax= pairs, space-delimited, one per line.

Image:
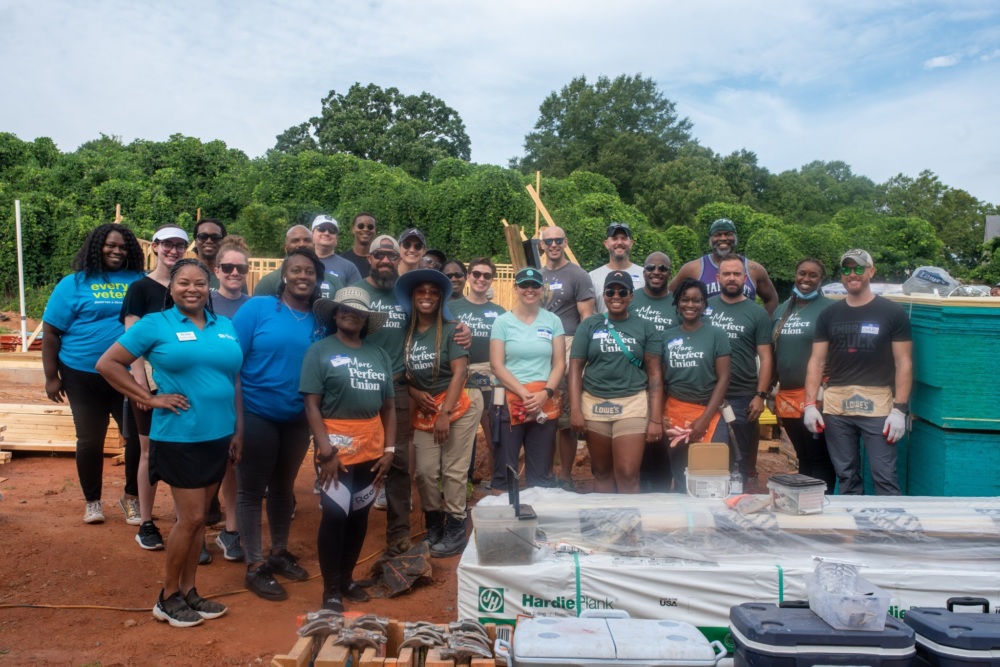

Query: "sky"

xmin=2 ymin=1 xmax=999 ymax=205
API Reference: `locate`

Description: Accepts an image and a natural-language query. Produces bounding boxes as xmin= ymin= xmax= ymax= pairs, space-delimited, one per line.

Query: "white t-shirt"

xmin=588 ymin=263 xmax=645 ymax=314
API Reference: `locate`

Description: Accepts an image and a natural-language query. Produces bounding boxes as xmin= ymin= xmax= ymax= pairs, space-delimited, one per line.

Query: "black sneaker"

xmin=198 ymin=541 xmax=213 ymax=565
xmin=245 ymin=564 xmax=287 ymax=601
xmin=206 ymin=495 xmax=223 ymax=526
xmin=152 ymin=590 xmax=204 ymax=628
xmin=135 ymin=521 xmax=164 ymax=551
xmin=322 ymin=594 xmax=345 ymax=613
xmin=182 ymin=587 xmax=228 ymax=620
xmin=342 ymin=582 xmax=370 ymax=602
xmin=215 ymin=530 xmax=244 ymax=562
xmin=268 ymin=549 xmax=309 ymax=581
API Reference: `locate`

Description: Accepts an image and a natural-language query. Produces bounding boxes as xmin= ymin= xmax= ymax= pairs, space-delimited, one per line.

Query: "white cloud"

xmin=925 ymin=54 xmax=962 ymax=68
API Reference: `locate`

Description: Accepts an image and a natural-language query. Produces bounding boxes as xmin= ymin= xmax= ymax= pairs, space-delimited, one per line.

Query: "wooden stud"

xmin=534 ymin=171 xmax=541 ymax=238
xmin=270 ymin=636 xmax=315 ymax=667
xmin=387 ymin=619 xmax=404 ymax=656
xmin=396 ymin=647 xmax=414 ymax=667
xmin=313 ymin=638 xmax=350 ymax=667
xmin=423 ymin=648 xmax=452 ymax=667
xmin=358 ymin=647 xmax=381 ymax=667
xmin=524 ymin=184 xmax=580 ymax=266
xmin=114 ymin=203 xmax=123 ymax=223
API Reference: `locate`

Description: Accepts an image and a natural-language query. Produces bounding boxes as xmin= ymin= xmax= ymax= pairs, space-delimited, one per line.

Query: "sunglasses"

xmin=841 ymin=265 xmax=867 ymax=275
xmin=542 ymin=237 xmax=566 ymax=246
xmin=157 ymin=241 xmax=187 ymax=252
xmin=314 ymin=224 xmax=338 ymax=234
xmin=471 ymin=270 xmax=493 ymax=281
xmin=196 ymin=233 xmax=224 ymax=243
xmin=604 ymin=288 xmax=631 ymax=298
xmin=371 ymin=250 xmax=400 ymax=261
xmin=219 ymin=263 xmax=249 ymax=275
xmin=645 ymin=264 xmax=671 ymax=273
xmin=518 ymin=281 xmax=543 ymax=290
xmin=445 ymin=272 xmax=466 ymax=279
xmin=355 ymin=223 xmax=376 ymax=231
xmin=401 ymin=240 xmax=424 ymax=250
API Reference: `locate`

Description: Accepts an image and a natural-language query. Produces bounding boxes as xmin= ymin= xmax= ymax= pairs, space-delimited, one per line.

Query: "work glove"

xmin=803 ymin=405 xmax=825 ymax=434
xmin=883 ymin=408 xmax=907 ymax=443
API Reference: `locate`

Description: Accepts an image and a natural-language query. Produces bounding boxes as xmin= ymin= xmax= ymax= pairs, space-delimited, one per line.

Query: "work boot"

xmin=430 ymin=514 xmax=468 ymax=558
xmin=424 ymin=510 xmax=445 ymax=547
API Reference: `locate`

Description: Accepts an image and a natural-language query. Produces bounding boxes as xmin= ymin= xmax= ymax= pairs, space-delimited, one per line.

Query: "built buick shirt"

xmin=814 ymin=296 xmax=911 ymax=388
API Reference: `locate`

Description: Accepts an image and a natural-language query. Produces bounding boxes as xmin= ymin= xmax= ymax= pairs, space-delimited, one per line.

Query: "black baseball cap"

xmin=604 ymin=270 xmax=634 ymax=292
xmin=606 ymin=222 xmax=632 ymax=239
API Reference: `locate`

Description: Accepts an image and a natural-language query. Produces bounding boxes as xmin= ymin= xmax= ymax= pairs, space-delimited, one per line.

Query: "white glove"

xmin=883 ymin=408 xmax=907 ymax=443
xmin=803 ymin=405 xmax=825 ymax=434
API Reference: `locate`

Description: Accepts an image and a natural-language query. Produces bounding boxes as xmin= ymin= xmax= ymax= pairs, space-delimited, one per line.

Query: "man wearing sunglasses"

xmin=803 ymin=249 xmax=912 ymax=496
xmin=589 ymin=222 xmax=644 ymax=314
xmin=193 ymin=218 xmax=227 ymax=288
xmin=669 ymin=218 xmax=779 ymax=315
xmin=340 ymin=213 xmax=378 ymax=279
xmin=311 ymin=215 xmax=362 ymax=286
xmin=538 ymin=226 xmax=595 ymax=492
xmin=254 ymin=225 xmax=344 ymax=298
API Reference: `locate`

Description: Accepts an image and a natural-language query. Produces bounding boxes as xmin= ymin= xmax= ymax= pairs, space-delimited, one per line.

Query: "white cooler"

xmin=495 ymin=610 xmax=726 ymax=667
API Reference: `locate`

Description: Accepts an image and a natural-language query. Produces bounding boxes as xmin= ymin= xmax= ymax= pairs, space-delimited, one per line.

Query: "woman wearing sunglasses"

xmin=210 ymin=237 xmax=251 ymax=318
xmin=443 ymin=260 xmax=467 ymax=300
xmin=568 ymin=271 xmax=662 ymax=494
xmin=771 ymin=258 xmax=835 ymax=490
xmin=489 ymin=267 xmax=565 ymax=491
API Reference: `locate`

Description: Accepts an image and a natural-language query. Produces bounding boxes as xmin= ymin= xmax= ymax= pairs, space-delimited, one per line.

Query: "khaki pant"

xmin=413 ymin=389 xmax=483 ymax=518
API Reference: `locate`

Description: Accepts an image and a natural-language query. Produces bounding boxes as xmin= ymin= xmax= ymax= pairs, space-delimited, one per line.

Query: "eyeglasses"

xmin=157 ymin=241 xmax=187 ymax=252
xmin=604 ymin=288 xmax=631 ymax=298
xmin=542 ymin=237 xmax=566 ymax=246
xmin=371 ymin=250 xmax=400 ymax=261
xmin=196 ymin=233 xmax=224 ymax=243
xmin=841 ymin=265 xmax=866 ymax=275
xmin=314 ymin=224 xmax=338 ymax=234
xmin=644 ymin=264 xmax=671 ymax=273
xmin=471 ymin=270 xmax=493 ymax=281
xmin=445 ymin=272 xmax=466 ymax=279
xmin=401 ymin=240 xmax=424 ymax=251
xmin=518 ymin=281 xmax=543 ymax=290
xmin=219 ymin=263 xmax=249 ymax=275
xmin=414 ymin=287 xmax=441 ymax=297
xmin=355 ymin=223 xmax=375 ymax=231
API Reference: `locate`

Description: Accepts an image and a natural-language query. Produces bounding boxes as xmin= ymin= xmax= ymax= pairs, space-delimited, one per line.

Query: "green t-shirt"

xmin=571 ymin=313 xmax=661 ymax=398
xmin=254 ymin=267 xmax=343 ymax=299
xmin=299 ymin=336 xmax=395 ymax=419
xmin=450 ymin=297 xmax=506 ymax=364
xmin=490 ymin=309 xmax=565 ymax=385
xmin=352 ymin=279 xmax=409 ymax=377
xmin=405 ymin=321 xmax=469 ymax=395
xmin=662 ymin=323 xmax=732 ymax=403
xmin=706 ymin=296 xmax=771 ymax=397
xmin=771 ymin=295 xmax=832 ymax=389
xmin=629 ymin=289 xmax=677 ymax=332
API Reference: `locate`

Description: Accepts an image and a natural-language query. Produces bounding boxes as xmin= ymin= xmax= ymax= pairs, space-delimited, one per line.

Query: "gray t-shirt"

xmin=209 ymin=290 xmax=250 ymax=320
xmin=589 ymin=263 xmax=644 ymax=314
xmin=540 ymin=262 xmax=595 ymax=336
xmin=319 ymin=253 xmax=362 ymax=286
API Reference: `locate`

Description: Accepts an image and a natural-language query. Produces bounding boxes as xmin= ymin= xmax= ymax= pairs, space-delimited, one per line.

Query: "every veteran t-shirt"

xmin=490 ymin=309 xmax=564 ymax=385
xmin=706 ymin=296 xmax=771 ymax=397
xmin=299 ymin=337 xmax=395 ymax=419
xmin=662 ymin=323 xmax=732 ymax=403
xmin=571 ymin=313 xmax=661 ymax=398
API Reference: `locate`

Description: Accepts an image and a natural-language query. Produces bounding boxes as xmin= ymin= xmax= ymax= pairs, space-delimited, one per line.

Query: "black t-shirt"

xmin=339 ymin=249 xmax=370 ymax=279
xmin=814 ymin=296 xmax=911 ymax=387
xmin=119 ymin=276 xmax=168 ymax=323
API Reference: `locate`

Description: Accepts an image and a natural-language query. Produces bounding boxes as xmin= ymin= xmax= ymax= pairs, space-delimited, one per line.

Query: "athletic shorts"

xmin=585 ymin=417 xmax=648 ymax=439
xmin=149 ymin=435 xmax=230 ymax=489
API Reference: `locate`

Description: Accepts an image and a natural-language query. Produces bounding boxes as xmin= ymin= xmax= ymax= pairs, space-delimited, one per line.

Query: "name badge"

xmin=667 ymin=338 xmax=683 ymax=348
xmin=592 ymin=330 xmax=609 ymax=340
xmin=176 ymin=331 xmax=197 ymax=341
xmin=860 ymin=323 xmax=880 ymax=335
xmin=330 ymin=355 xmax=351 ymax=368
xmin=484 ymin=311 xmax=498 ymax=318
xmin=536 ymin=327 xmax=553 ymax=341
xmin=550 ymin=281 xmax=563 ymax=290
xmin=704 ymin=307 xmax=714 ymax=316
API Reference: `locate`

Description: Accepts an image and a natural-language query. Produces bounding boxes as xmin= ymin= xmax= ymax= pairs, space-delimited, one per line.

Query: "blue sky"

xmin=2 ymin=1 xmax=998 ymax=205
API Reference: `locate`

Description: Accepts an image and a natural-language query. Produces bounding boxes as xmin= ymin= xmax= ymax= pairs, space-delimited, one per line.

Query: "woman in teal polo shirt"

xmin=98 ymin=258 xmax=243 ymax=628
xmin=42 ymin=223 xmax=145 ymax=524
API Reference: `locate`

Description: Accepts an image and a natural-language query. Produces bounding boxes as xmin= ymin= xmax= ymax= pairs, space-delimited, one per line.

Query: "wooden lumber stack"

xmin=0 ymin=404 xmax=123 ymax=455
xmin=0 ymin=423 xmax=10 ymax=464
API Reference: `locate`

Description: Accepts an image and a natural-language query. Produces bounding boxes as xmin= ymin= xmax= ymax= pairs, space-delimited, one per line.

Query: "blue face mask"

xmin=792 ymin=286 xmax=820 ymax=300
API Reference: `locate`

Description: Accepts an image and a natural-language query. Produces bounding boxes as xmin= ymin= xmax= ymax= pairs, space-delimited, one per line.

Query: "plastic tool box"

xmin=729 ymin=602 xmax=916 ymax=666
xmin=904 ymin=597 xmax=1000 ymax=666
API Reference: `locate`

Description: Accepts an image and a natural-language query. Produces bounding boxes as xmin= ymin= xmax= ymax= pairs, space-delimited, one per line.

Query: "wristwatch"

xmin=756 ymin=391 xmax=768 ymax=400
xmin=316 ymin=448 xmax=336 ymax=464
xmin=892 ymin=402 xmax=909 ymax=414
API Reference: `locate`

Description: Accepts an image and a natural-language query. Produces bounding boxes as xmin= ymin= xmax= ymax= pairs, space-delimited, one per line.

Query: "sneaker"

xmin=268 ymin=549 xmax=309 ymax=581
xmin=322 ymin=594 xmax=345 ymax=613
xmin=313 ymin=478 xmax=321 ymax=495
xmin=206 ymin=496 xmax=223 ymax=526
xmin=152 ymin=590 xmax=204 ymax=628
xmin=182 ymin=587 xmax=228 ymax=620
xmin=83 ymin=500 xmax=105 ymax=524
xmin=342 ymin=582 xmax=370 ymax=602
xmin=215 ymin=530 xmax=244 ymax=562
xmin=245 ymin=564 xmax=287 ymax=601
xmin=374 ymin=487 xmax=387 ymax=510
xmin=136 ymin=521 xmax=165 ymax=550
xmin=385 ymin=537 xmax=412 ymax=557
xmin=118 ymin=495 xmax=141 ymax=526
xmin=199 ymin=541 xmax=213 ymax=565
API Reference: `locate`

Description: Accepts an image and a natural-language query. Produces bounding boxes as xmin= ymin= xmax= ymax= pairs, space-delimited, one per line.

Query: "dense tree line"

xmin=1 ymin=77 xmax=997 ymax=314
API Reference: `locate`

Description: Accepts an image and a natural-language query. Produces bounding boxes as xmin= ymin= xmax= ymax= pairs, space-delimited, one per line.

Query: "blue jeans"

xmin=711 ymin=395 xmax=760 ymax=481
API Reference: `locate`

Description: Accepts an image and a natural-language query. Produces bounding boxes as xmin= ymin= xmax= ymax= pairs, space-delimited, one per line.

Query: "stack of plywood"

xmin=0 ymin=404 xmax=123 ymax=455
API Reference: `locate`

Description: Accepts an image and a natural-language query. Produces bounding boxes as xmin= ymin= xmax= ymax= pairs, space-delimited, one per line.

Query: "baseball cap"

xmin=604 ymin=270 xmax=634 ymax=292
xmin=514 ymin=267 xmax=544 ymax=286
xmin=369 ymin=235 xmax=400 ymax=253
xmin=311 ymin=215 xmax=339 ymax=232
xmin=152 ymin=227 xmax=190 ymax=243
xmin=708 ymin=218 xmax=737 ymax=235
xmin=606 ymin=222 xmax=632 ymax=238
xmin=840 ymin=248 xmax=874 ymax=268
xmin=398 ymin=228 xmax=426 ymax=245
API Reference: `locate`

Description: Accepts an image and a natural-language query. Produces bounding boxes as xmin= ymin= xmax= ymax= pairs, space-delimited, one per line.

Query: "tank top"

xmin=698 ymin=255 xmax=756 ymax=300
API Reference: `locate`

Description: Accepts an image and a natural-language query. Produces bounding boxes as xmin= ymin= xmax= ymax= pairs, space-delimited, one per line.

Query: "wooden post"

xmin=534 ymin=171 xmax=541 ymax=238
xmin=524 ymin=184 xmax=580 ymax=266
xmin=114 ymin=203 xmax=123 ymax=223
xmin=196 ymin=208 xmax=202 ymax=222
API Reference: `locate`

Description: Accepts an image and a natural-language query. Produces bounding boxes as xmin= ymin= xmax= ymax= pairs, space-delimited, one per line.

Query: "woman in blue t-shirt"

xmin=230 ymin=248 xmax=326 ymax=602
xmin=42 ymin=223 xmax=145 ymax=525
xmin=98 ymin=259 xmax=243 ymax=628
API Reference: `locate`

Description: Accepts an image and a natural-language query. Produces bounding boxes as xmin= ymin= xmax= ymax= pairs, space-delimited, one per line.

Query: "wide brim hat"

xmin=394 ymin=268 xmax=454 ymax=320
xmin=313 ymin=286 xmax=389 ymax=335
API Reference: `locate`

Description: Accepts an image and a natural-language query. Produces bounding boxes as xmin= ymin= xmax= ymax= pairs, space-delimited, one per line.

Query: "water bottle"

xmin=535 ymin=411 xmax=548 ymax=424
xmin=729 ymin=469 xmax=743 ymax=495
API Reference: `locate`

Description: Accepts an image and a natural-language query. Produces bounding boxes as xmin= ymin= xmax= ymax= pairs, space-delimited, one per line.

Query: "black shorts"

xmin=129 ymin=390 xmax=157 ymax=437
xmin=149 ymin=436 xmax=230 ymax=489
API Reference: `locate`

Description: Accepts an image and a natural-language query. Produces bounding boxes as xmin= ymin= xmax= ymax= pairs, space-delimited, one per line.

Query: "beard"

xmin=372 ymin=266 xmax=398 ymax=290
xmin=712 ymin=241 xmax=737 ymax=259
xmin=646 ymin=279 xmax=668 ymax=296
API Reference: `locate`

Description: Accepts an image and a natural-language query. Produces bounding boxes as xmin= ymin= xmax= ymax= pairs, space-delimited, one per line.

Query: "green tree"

xmin=664 ymin=225 xmax=701 ymax=264
xmin=272 ymin=83 xmax=471 ymax=180
xmin=635 ymin=146 xmax=737 ymax=228
xmin=516 ymin=73 xmax=693 ymax=204
xmin=744 ymin=227 xmax=799 ymax=284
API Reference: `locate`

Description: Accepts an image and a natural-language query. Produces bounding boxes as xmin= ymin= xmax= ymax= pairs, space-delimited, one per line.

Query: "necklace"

xmin=282 ymin=296 xmax=310 ymax=322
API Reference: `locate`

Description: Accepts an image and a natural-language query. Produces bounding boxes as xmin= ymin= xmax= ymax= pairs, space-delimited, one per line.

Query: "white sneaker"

xmin=374 ymin=487 xmax=387 ymax=510
xmin=119 ymin=495 xmax=141 ymax=525
xmin=84 ymin=500 xmax=105 ymax=524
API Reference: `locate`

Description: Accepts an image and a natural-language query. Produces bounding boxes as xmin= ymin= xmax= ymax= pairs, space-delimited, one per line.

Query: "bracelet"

xmin=442 ymin=407 xmax=453 ymax=415
xmin=316 ymin=449 xmax=336 ymax=464
xmin=649 ymin=420 xmax=662 ymax=425
xmin=543 ymin=387 xmax=554 ymax=398
xmin=383 ymin=446 xmax=397 ymax=454
xmin=804 ymin=402 xmax=816 ymax=408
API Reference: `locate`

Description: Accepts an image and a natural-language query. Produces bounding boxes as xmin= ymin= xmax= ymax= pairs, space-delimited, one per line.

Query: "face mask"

xmin=792 ymin=286 xmax=820 ymax=300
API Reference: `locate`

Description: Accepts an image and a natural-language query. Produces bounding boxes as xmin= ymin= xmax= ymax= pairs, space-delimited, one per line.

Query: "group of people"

xmin=41 ymin=212 xmax=913 ymax=627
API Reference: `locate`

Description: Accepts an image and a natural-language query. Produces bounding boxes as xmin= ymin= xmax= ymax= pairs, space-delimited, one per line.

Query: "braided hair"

xmin=162 ymin=258 xmax=215 ymax=317
xmin=672 ymin=278 xmax=709 ymax=320
xmin=71 ymin=224 xmax=145 ymax=280
xmin=403 ymin=283 xmax=448 ymax=384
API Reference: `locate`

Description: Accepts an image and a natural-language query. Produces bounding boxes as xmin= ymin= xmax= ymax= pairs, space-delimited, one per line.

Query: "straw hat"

xmin=313 ymin=286 xmax=389 ymax=334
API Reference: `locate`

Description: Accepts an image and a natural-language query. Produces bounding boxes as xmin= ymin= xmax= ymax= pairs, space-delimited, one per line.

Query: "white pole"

xmin=15 ymin=200 xmax=27 ymax=352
